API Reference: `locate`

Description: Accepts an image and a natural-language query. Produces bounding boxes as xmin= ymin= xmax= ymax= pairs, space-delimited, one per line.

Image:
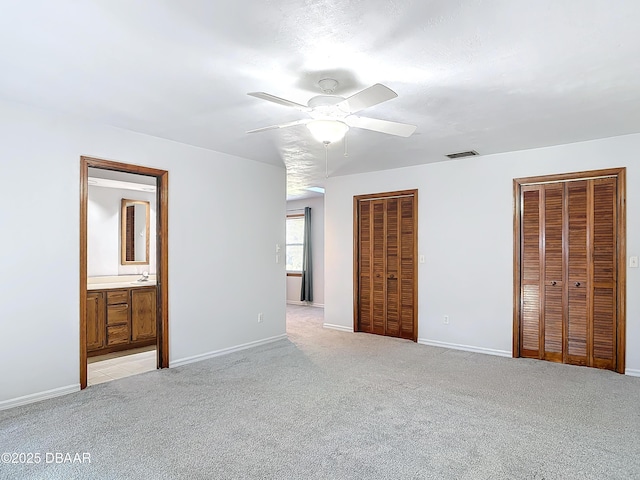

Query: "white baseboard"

xmin=418 ymin=338 xmax=511 ymax=358
xmin=625 ymin=368 xmax=640 ymax=377
xmin=0 ymin=384 xmax=80 ymax=411
xmin=170 ymin=334 xmax=287 ymax=368
xmin=286 ymin=300 xmax=324 ymax=308
xmin=323 ymin=323 xmax=354 ymax=333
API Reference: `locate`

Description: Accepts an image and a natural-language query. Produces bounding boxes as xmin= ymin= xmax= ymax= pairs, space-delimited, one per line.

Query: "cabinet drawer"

xmin=106 ymin=325 xmax=130 ymax=346
xmin=107 ymin=290 xmax=129 ymax=305
xmin=107 ymin=304 xmax=129 ymax=325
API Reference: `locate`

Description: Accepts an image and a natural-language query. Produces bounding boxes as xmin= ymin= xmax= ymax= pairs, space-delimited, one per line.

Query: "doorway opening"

xmin=80 ymin=156 xmax=169 ymax=389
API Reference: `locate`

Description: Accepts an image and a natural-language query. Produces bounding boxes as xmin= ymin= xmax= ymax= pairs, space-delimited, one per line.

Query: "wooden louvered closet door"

xmin=355 ymin=190 xmax=417 ymax=341
xmin=591 ymin=178 xmax=617 ymax=369
xmin=543 ymin=184 xmax=564 ymax=362
xmin=517 ymin=173 xmax=621 ymax=371
xmin=520 ymin=183 xmax=565 ymax=361
xmin=566 ymin=181 xmax=589 ymax=365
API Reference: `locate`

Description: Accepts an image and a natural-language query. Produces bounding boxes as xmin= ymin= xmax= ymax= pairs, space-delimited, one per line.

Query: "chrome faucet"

xmin=137 ymin=271 xmax=149 ymax=282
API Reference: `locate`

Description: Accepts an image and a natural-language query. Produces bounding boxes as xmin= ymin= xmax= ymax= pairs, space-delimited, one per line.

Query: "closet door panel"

xmin=591 ymin=179 xmax=617 ymax=367
xmin=566 ymin=182 xmax=588 ymax=364
xmin=371 ymin=200 xmax=386 ymax=335
xmin=400 ymin=197 xmax=415 ymax=339
xmin=385 ymin=199 xmax=400 ymax=337
xmin=521 ymin=188 xmax=541 ymax=356
xmin=543 ymin=185 xmax=564 ymax=360
xmin=358 ymin=201 xmax=372 ymax=333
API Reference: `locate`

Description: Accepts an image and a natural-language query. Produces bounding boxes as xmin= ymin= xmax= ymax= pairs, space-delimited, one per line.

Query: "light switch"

xmin=630 ymin=256 xmax=638 ymax=268
xmin=419 ymin=255 xmax=425 ymax=264
xmin=275 ymin=254 xmax=280 ymax=264
xmin=275 ymin=244 xmax=281 ymax=253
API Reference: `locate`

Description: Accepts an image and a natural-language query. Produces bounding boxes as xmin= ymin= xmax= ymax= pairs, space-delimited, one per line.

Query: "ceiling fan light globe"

xmin=306 ymin=120 xmax=349 ymax=143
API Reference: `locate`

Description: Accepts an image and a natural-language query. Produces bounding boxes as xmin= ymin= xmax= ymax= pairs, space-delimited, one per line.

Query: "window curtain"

xmin=300 ymin=207 xmax=313 ymax=302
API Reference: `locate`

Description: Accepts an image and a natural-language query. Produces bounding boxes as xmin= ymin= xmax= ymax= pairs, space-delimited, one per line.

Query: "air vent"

xmin=446 ymin=150 xmax=479 ymax=159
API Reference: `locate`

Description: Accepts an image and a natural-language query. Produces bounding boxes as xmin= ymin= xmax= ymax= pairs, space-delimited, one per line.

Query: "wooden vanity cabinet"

xmin=106 ymin=290 xmax=130 ymax=346
xmin=86 ymin=292 xmax=106 ymax=351
xmin=131 ymin=287 xmax=157 ymax=341
xmin=87 ymin=286 xmax=157 ymax=357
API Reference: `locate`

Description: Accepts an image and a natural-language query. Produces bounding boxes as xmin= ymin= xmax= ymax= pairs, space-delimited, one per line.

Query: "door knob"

xmin=551 ymin=281 xmax=557 ymax=286
xmin=389 ymin=274 xmax=395 ymax=279
xmin=575 ymin=282 xmax=581 ymax=287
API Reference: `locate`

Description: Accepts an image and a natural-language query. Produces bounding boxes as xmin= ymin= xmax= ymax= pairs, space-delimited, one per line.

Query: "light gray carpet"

xmin=2 ymin=305 xmax=640 ymax=479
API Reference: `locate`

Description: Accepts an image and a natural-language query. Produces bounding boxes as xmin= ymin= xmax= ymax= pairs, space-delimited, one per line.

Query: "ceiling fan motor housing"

xmin=308 ymin=95 xmax=348 ymax=118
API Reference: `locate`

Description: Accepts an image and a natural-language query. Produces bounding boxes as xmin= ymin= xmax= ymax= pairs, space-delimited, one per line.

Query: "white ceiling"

xmin=2 ymin=1 xmax=639 ymax=199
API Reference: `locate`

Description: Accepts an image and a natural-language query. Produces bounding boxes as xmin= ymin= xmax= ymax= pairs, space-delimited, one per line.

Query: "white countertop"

xmin=87 ymin=281 xmax=156 ymax=291
xmin=87 ymin=275 xmax=157 ymax=291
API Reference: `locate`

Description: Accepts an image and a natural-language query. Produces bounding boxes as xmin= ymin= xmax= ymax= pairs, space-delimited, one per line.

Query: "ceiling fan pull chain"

xmin=324 ymin=141 xmax=329 ymax=178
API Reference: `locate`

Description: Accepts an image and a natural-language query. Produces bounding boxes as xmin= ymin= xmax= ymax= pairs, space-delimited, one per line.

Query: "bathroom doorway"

xmin=80 ymin=156 xmax=169 ymax=389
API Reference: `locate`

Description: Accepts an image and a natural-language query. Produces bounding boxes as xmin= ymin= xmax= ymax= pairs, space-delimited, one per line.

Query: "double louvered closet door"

xmin=517 ymin=169 xmax=625 ymax=372
xmin=354 ymin=190 xmax=417 ymax=341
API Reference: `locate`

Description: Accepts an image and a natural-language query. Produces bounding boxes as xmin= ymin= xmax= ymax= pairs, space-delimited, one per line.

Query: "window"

xmin=286 ymin=215 xmax=305 ymax=272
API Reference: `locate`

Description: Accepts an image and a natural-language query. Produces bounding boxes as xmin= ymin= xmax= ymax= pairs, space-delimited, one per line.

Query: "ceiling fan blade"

xmin=246 ymin=119 xmax=309 ymax=134
xmin=247 ymin=92 xmax=310 ymax=111
xmin=336 ymin=84 xmax=398 ymax=114
xmin=344 ymin=115 xmax=417 ymax=137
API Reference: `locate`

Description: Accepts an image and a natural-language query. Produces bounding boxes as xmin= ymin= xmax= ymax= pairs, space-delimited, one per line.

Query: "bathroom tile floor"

xmin=88 ymin=347 xmax=156 ymax=386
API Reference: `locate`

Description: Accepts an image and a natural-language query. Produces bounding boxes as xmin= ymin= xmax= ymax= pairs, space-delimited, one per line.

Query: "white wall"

xmin=285 ymin=196 xmax=325 ymax=306
xmin=88 ymin=186 xmax=156 ymax=276
xmin=0 ymin=99 xmax=287 ymax=407
xmin=325 ymin=133 xmax=640 ymax=375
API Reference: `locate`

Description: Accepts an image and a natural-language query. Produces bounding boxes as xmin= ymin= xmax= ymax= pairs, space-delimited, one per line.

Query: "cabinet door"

xmin=87 ymin=292 xmax=105 ymax=351
xmin=131 ymin=288 xmax=157 ymax=341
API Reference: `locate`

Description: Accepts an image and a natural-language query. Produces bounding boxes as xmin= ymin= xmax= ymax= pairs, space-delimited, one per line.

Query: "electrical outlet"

xmin=630 ymin=256 xmax=639 ymax=268
xmin=257 ymin=313 xmax=263 ymax=323
xmin=443 ymin=315 xmax=449 ymax=325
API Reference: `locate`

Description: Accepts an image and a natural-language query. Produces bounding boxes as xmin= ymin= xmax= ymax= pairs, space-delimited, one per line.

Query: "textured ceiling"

xmin=1 ymin=1 xmax=640 ymax=199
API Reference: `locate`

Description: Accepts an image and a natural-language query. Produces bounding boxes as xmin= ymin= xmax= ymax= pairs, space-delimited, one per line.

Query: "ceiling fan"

xmin=246 ymin=78 xmax=417 ymax=143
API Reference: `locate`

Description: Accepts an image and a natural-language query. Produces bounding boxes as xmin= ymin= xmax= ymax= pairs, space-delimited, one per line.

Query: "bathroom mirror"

xmin=121 ymin=199 xmax=150 ymax=265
